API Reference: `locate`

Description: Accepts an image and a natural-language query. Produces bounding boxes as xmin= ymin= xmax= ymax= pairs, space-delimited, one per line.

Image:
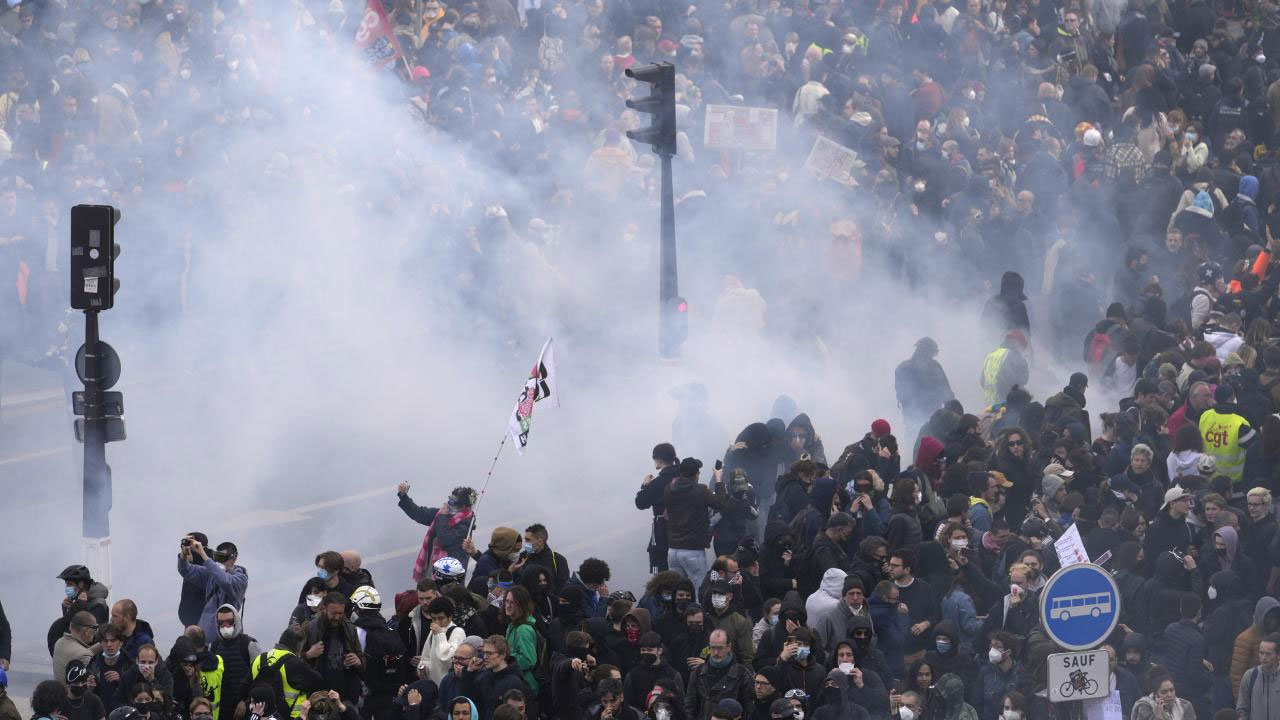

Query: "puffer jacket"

xmin=1149 ymin=618 xmax=1210 ymax=701
xmin=1233 ymin=596 xmax=1280 ymax=696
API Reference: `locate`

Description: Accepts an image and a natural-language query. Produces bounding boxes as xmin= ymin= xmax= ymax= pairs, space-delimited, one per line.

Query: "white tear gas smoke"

xmin=0 ymin=1 xmax=1093 ymax=656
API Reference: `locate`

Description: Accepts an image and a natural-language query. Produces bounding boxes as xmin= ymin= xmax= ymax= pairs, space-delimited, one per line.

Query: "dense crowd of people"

xmin=16 ymin=0 xmax=1280 ymax=718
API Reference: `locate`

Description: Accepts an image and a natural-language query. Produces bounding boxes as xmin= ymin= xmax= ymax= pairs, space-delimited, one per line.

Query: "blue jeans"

xmin=668 ymin=548 xmax=709 ymax=593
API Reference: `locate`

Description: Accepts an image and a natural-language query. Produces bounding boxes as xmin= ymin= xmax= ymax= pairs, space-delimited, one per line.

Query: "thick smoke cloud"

xmin=0 ymin=0 xmax=1087 ymax=661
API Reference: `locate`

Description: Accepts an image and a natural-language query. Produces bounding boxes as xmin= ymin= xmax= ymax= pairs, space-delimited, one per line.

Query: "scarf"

xmin=412 ymin=508 xmax=475 ymax=581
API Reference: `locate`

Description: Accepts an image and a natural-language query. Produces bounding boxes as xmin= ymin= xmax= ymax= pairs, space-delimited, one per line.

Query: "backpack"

xmin=530 ymin=624 xmax=552 ymax=690
xmin=1085 ymin=330 xmax=1112 ymax=369
xmin=1218 ymin=197 xmax=1250 ymax=237
xmin=249 ymin=653 xmax=293 ymax=718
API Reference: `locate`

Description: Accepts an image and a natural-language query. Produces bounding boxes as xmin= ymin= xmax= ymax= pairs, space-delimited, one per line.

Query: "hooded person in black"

xmin=771 ymin=460 xmax=818 ymax=527
xmin=754 ymin=593 xmax=806 ymax=672
xmin=723 ymin=423 xmax=783 ymax=521
xmin=844 ymin=616 xmax=891 ymax=686
xmin=547 ymin=586 xmax=587 ymax=654
xmin=1113 ymin=543 xmax=1152 ymax=635
xmin=770 ymin=627 xmax=826 ymax=698
xmin=668 ymin=604 xmax=711 ymax=686
xmin=655 ymin=578 xmax=697 ymax=645
xmin=790 ymin=478 xmax=839 ymax=553
xmin=1147 ymin=551 xmax=1204 ymax=638
xmin=758 ymin=523 xmax=799 ymax=601
xmin=622 ymin=632 xmax=685 ymax=709
xmin=166 ymin=635 xmax=217 ymax=715
xmin=980 ymin=271 xmax=1031 ymax=342
xmin=809 ymin=669 xmax=869 ymax=720
xmin=1204 ymin=569 xmax=1254 ymax=709
xmin=781 ymin=414 xmax=827 ymax=466
xmin=922 ymin=621 xmax=978 ymax=699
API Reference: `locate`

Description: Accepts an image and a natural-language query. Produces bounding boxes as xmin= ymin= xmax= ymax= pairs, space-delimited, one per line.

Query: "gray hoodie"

xmin=1239 ymin=663 xmax=1280 ymax=720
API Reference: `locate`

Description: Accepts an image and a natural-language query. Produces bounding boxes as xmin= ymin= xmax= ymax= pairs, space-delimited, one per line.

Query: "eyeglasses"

xmin=1249 ymin=501 xmax=1267 ymax=508
xmin=1007 ymin=440 xmax=1025 ymax=447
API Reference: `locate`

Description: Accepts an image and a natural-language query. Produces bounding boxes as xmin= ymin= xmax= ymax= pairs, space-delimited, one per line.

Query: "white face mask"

xmin=219 ymin=626 xmax=236 ymax=640
xmin=838 ymin=662 xmax=855 ymax=674
xmin=1003 ymin=711 xmax=1022 ymax=720
xmin=711 ymin=594 xmax=729 ymax=610
xmin=1208 ymin=586 xmax=1218 ymax=600
xmin=306 ymin=595 xmax=322 ymax=608
xmin=951 ymin=538 xmax=968 ymax=550
xmin=989 ymin=647 xmax=1005 ymax=664
xmin=900 ymin=707 xmax=915 ymax=720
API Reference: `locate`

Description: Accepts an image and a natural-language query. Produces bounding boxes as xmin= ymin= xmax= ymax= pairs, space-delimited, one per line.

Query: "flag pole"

xmin=466 ymin=433 xmax=507 ymax=538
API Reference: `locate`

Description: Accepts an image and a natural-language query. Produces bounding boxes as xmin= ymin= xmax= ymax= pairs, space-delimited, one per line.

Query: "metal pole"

xmin=658 ymin=152 xmax=677 ymax=357
xmin=82 ymin=310 xmax=111 ymax=553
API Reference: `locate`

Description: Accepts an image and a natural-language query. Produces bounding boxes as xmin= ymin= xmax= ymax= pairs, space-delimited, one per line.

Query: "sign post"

xmin=1047 ymin=649 xmax=1111 ymax=702
xmin=1039 ymin=562 xmax=1121 ymax=706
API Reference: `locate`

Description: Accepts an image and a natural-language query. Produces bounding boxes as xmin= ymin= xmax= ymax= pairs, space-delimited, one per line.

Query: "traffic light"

xmin=660 ymin=295 xmax=688 ymax=358
xmin=70 ymin=204 xmax=121 ymax=310
xmin=625 ymin=62 xmax=676 ymax=157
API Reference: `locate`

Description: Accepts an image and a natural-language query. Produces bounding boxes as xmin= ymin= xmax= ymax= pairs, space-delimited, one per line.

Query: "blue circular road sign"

xmin=1039 ymin=563 xmax=1121 ymax=651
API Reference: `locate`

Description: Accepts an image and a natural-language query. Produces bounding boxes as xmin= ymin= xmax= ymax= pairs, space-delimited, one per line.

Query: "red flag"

xmin=354 ymin=0 xmax=404 ymax=70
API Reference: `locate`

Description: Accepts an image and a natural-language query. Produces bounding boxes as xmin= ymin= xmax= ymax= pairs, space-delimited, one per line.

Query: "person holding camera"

xmin=177 ymin=536 xmax=248 ymax=642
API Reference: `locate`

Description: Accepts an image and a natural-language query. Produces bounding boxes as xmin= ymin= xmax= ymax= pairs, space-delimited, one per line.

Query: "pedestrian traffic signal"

xmin=660 ymin=295 xmax=688 ymax=358
xmin=625 ymin=62 xmax=677 ymax=157
xmin=70 ymin=204 xmax=121 ymax=310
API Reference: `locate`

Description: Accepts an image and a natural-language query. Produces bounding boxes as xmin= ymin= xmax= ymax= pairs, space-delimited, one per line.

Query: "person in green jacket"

xmin=503 ymin=587 xmax=542 ymax=696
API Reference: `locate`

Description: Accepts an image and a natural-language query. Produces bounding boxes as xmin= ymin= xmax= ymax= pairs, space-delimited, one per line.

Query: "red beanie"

xmin=871 ymin=419 xmax=891 ymax=438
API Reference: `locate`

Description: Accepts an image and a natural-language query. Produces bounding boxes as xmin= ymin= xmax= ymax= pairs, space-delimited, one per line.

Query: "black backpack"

xmin=249 ymin=653 xmax=294 ymax=718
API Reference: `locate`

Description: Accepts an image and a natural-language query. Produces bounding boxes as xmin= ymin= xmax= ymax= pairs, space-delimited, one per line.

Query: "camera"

xmin=210 ymin=550 xmax=229 ymax=563
xmin=181 ymin=538 xmax=192 ymax=547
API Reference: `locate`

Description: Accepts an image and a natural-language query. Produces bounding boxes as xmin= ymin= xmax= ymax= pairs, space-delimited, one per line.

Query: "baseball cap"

xmin=1043 ymin=462 xmax=1075 ymax=478
xmin=1162 ymin=485 xmax=1191 ymax=509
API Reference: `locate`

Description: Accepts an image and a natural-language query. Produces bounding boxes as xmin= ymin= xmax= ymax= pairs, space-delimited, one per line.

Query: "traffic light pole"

xmin=81 ymin=308 xmax=113 ymax=584
xmin=659 ymin=152 xmax=678 ymax=357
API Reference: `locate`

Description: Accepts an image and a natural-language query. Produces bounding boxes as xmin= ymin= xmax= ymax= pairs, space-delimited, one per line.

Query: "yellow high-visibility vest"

xmin=199 ymin=654 xmax=224 ymax=719
xmin=1200 ymin=408 xmax=1249 ymax=482
xmin=982 ymin=348 xmax=1009 ymax=404
xmin=250 ymin=649 xmax=302 ymax=718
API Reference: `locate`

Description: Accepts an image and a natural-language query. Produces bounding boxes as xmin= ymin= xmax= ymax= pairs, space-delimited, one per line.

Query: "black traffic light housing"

xmin=660 ymin=295 xmax=688 ymax=358
xmin=625 ymin=62 xmax=677 ymax=157
xmin=70 ymin=204 xmax=121 ymax=310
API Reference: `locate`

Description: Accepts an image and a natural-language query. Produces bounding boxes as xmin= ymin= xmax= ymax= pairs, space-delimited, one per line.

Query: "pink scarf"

xmin=411 ymin=509 xmax=474 ymax=581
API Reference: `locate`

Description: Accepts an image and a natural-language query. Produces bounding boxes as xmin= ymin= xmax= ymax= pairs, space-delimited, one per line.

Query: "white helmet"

xmin=432 ymin=557 xmax=466 ymax=584
xmin=350 ymin=585 xmax=381 ymax=612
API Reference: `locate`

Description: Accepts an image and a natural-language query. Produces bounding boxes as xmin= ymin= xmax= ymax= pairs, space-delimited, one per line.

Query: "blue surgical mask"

xmin=768 ymin=615 xmax=779 ymax=626
xmin=522 ymin=542 xmax=535 ymax=554
xmin=936 ymin=639 xmax=952 ymax=653
xmin=65 ymin=586 xmax=77 ymax=599
xmin=796 ymin=646 xmax=811 ymax=661
xmin=316 ymin=568 xmax=330 ymax=581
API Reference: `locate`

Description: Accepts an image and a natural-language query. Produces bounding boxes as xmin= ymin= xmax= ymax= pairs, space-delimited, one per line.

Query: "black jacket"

xmin=684 ymin=661 xmax=753 ymax=720
xmin=1150 ymin=619 xmax=1211 ymax=700
xmin=664 ymin=476 xmax=735 ymax=551
xmin=459 ymin=662 xmax=532 ymax=720
xmin=636 ymin=465 xmax=682 ymax=518
xmin=622 ymin=658 xmax=685 ymax=709
xmin=1144 ymin=510 xmax=1195 ymax=562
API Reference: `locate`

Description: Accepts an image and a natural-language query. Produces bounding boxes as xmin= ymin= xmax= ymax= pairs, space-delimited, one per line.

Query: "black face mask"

xmin=69 ymin=686 xmax=88 ymax=698
xmin=853 ymin=634 xmax=872 ymax=651
xmin=1217 ymin=547 xmax=1228 ymax=556
xmin=642 ymin=653 xmax=661 ymax=666
xmin=687 ymin=623 xmax=703 ymax=635
xmin=675 ymin=600 xmax=690 ymax=614
xmin=567 ymin=646 xmax=589 ymax=660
